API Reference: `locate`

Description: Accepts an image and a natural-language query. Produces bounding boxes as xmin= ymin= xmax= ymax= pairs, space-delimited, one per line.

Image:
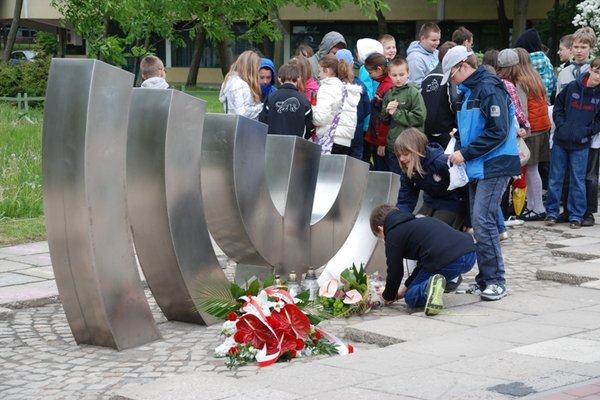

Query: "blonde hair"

xmin=393 ymin=128 xmax=428 ymax=177
xmin=222 ymin=50 xmax=262 ymax=103
xmin=141 ymin=55 xmax=164 ymax=79
xmin=573 ymin=27 xmax=597 ymax=49
xmin=379 ymin=34 xmax=396 ymax=46
xmin=289 ymin=55 xmax=312 ymax=94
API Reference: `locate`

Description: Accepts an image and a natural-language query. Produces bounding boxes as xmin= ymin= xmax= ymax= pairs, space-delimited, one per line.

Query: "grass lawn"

xmin=0 ymin=88 xmax=222 ymax=247
xmin=0 ymin=216 xmax=46 ymax=246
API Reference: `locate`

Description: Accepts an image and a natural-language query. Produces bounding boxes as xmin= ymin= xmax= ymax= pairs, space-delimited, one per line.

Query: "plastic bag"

xmin=447 ymin=160 xmax=469 ymax=190
xmin=445 ymin=135 xmax=468 ymax=190
xmin=518 ymin=137 xmax=530 ymax=166
xmin=444 ymin=133 xmax=456 ymax=155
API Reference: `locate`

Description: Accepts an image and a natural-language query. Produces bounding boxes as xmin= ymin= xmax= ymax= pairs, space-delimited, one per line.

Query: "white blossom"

xmin=220 ymin=320 xmax=237 ymax=337
xmin=214 ymin=336 xmax=237 ymax=357
xmin=572 ymin=0 xmax=600 ymax=55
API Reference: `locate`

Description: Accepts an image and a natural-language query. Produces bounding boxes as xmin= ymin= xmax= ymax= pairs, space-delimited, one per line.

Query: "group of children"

xmin=141 ymin=24 xmax=600 ymax=316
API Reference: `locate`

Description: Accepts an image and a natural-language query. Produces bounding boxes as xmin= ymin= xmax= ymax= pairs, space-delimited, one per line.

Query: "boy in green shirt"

xmin=381 ymin=56 xmax=426 ymax=175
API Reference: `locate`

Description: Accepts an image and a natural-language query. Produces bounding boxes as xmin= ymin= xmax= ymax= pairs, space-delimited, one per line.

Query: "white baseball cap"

xmin=441 ymin=45 xmax=474 ymax=85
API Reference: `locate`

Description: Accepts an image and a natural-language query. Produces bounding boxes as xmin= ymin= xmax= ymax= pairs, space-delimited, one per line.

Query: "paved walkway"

xmin=2 ymin=218 xmax=600 ymax=399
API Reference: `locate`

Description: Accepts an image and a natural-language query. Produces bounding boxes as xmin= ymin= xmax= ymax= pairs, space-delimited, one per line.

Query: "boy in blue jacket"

xmin=444 ymin=46 xmax=520 ymax=301
xmin=546 ymin=57 xmax=600 ymax=228
xmin=370 ymin=204 xmax=476 ymax=316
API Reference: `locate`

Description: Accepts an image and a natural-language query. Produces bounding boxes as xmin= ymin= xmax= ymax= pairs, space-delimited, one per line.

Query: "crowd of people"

xmin=142 ymin=23 xmax=600 ymax=314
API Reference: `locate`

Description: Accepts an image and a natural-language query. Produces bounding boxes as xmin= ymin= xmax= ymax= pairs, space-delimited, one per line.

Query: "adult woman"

xmin=219 ymin=50 xmax=263 ymax=120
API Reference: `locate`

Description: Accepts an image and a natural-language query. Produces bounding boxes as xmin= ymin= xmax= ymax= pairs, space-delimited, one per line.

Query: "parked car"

xmin=10 ymin=50 xmax=38 ymax=65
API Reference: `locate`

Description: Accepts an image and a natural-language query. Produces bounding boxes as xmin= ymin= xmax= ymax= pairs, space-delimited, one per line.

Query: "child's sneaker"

xmin=480 ymin=284 xmax=507 ymax=301
xmin=445 ymin=275 xmax=462 ymax=293
xmin=504 ymin=216 xmax=524 ymax=227
xmin=465 ymin=283 xmax=482 ymax=295
xmin=424 ymin=274 xmax=446 ymax=316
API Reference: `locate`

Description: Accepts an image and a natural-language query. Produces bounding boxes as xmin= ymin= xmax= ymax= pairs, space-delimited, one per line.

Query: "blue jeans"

xmin=404 ymin=251 xmax=476 ymax=307
xmin=496 ymin=206 xmax=506 ymax=234
xmin=586 ymin=148 xmax=599 ymax=215
xmin=546 ymin=144 xmax=588 ymax=222
xmin=469 ymin=176 xmax=509 ymax=288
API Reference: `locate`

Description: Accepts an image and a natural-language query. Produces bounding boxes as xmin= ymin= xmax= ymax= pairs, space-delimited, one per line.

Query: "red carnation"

xmin=315 ymin=331 xmax=322 ymax=340
xmin=227 ymin=346 xmax=239 ymax=355
xmin=227 ymin=312 xmax=238 ymax=321
xmin=290 ymin=350 xmax=297 ymax=358
xmin=296 ymin=339 xmax=305 ymax=350
xmin=348 ymin=344 xmax=354 ymax=354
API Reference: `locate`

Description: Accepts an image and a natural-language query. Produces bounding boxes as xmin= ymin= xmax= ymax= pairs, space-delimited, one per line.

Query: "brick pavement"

xmin=0 ymin=223 xmax=599 ymax=399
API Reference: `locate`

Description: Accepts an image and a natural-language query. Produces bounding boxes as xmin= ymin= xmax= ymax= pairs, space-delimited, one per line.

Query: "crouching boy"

xmin=370 ymin=204 xmax=476 ymax=315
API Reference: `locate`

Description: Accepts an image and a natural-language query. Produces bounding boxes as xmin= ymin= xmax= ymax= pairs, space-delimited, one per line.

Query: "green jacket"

xmin=381 ymin=83 xmax=426 ymax=151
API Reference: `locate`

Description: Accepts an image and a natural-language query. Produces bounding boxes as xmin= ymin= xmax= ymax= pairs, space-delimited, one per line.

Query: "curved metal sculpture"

xmin=42 ymin=59 xmax=160 ymax=350
xmin=126 ymin=89 xmax=225 ymax=325
xmin=42 ymin=59 xmax=400 ymax=349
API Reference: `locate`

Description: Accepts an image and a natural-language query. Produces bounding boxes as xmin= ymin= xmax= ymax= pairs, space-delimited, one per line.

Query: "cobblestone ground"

xmin=0 ymin=226 xmax=578 ymax=399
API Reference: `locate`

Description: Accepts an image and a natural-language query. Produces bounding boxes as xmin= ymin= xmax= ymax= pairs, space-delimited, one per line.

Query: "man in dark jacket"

xmin=259 ymin=64 xmax=313 ymax=138
xmin=370 ymin=204 xmax=476 ymax=316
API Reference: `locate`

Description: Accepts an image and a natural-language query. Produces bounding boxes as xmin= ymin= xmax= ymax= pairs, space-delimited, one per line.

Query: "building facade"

xmin=1 ymin=0 xmax=556 ymax=84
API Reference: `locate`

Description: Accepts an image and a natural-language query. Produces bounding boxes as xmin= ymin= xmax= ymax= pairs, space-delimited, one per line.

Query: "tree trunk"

xmin=2 ymin=0 xmax=24 ymax=64
xmin=218 ymin=39 xmax=234 ymax=77
xmin=186 ymin=27 xmax=206 ymax=88
xmin=512 ymin=0 xmax=528 ymax=46
xmin=375 ymin=8 xmax=387 ymax=38
xmin=496 ymin=0 xmax=510 ymax=50
xmin=57 ymin=28 xmax=67 ymax=58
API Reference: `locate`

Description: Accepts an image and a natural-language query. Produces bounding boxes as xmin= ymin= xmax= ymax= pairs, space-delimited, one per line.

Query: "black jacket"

xmin=421 ymin=64 xmax=456 ymax=148
xmin=259 ymin=83 xmax=314 ymax=138
xmin=381 ymin=209 xmax=476 ymax=301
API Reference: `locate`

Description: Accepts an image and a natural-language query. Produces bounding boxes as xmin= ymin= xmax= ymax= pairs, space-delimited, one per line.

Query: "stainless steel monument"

xmin=42 ymin=59 xmax=399 ymax=350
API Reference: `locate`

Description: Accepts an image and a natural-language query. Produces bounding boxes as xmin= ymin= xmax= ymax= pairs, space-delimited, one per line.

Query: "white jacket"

xmin=312 ymin=77 xmax=362 ymax=147
xmin=219 ymin=72 xmax=263 ymax=120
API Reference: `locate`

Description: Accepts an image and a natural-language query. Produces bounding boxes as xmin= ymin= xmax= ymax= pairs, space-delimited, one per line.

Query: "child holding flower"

xmin=369 ymin=204 xmax=476 ymax=315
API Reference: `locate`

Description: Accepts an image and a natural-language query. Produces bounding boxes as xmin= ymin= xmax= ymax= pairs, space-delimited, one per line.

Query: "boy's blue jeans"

xmin=546 ymin=144 xmax=588 ymax=222
xmin=469 ymin=177 xmax=509 ymax=289
xmin=404 ymin=251 xmax=476 ymax=307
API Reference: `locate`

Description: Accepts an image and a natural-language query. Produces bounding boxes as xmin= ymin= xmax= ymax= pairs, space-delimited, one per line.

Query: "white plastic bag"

xmin=444 ymin=134 xmax=469 ymax=190
xmin=447 ymin=160 xmax=469 ymax=190
xmin=444 ymin=133 xmax=456 ymax=155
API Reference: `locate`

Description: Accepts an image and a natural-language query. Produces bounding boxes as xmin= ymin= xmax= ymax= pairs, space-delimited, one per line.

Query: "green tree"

xmin=1 ymin=0 xmax=24 ymax=64
xmin=184 ymin=0 xmax=388 ymax=87
xmin=51 ymin=0 xmax=184 ymax=67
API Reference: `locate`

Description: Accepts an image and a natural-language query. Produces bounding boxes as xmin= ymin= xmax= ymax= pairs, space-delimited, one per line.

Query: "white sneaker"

xmin=504 ymin=216 xmax=524 ymax=227
xmin=480 ymin=284 xmax=507 ymax=301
